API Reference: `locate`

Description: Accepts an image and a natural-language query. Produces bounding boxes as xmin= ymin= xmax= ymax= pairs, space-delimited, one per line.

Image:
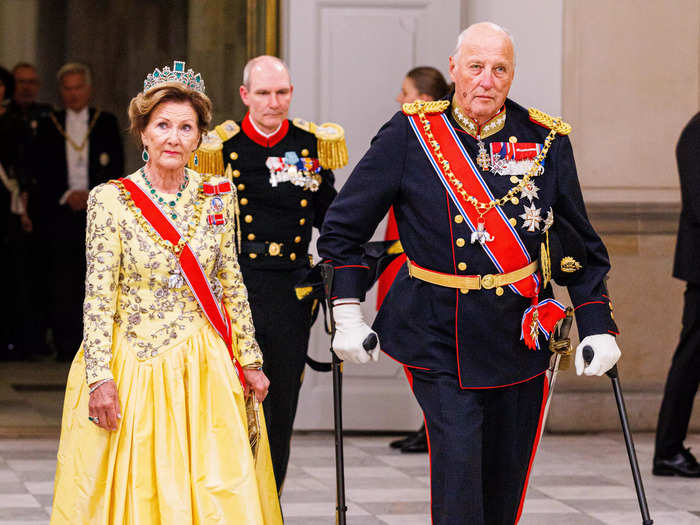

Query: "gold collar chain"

xmin=112 ymin=176 xmax=206 ymax=257
xmin=417 ymin=107 xmax=558 ymax=221
xmin=50 ymin=110 xmax=101 ymax=152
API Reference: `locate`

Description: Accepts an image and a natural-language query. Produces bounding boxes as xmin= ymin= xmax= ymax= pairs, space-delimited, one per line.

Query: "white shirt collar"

xmin=249 ymin=116 xmax=281 ymax=138
xmin=66 ymin=106 xmax=89 ymax=122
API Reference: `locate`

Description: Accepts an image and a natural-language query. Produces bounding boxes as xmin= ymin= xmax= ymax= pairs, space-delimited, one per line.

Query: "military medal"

xmin=476 ymin=135 xmax=490 ymax=170
xmin=519 ymin=203 xmax=543 ymax=232
xmin=470 ymin=220 xmax=495 ymax=245
xmin=207 ymin=212 xmax=226 ymax=233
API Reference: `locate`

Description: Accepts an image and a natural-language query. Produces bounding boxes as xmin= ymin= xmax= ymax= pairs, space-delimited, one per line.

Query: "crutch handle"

xmin=582 ymin=345 xmax=619 ymax=378
xmin=362 ymin=333 xmax=378 ymax=351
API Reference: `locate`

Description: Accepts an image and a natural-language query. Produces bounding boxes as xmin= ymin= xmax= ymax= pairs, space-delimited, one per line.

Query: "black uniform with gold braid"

xmin=318 ymin=97 xmax=618 ymax=524
xmin=191 ymin=113 xmax=342 ymax=491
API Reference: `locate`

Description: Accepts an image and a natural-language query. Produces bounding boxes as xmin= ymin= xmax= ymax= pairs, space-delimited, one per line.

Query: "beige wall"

xmin=563 ymin=0 xmax=700 ymax=203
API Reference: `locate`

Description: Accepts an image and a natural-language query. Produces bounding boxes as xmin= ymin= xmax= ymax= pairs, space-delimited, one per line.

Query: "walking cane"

xmin=319 ymin=263 xmax=378 ymax=525
xmin=582 ymin=346 xmax=654 ymax=525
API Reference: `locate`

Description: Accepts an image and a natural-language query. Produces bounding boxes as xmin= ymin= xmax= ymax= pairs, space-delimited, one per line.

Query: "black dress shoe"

xmin=653 ymin=448 xmax=700 ymax=477
xmin=401 ymin=425 xmax=428 ymax=454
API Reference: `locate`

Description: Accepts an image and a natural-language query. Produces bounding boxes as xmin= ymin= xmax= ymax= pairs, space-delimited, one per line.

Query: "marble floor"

xmin=0 ymin=432 xmax=699 ymax=524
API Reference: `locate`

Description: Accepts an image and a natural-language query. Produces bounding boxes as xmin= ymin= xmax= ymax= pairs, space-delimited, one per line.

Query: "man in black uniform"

xmin=194 ymin=56 xmax=342 ymax=491
xmin=653 ymin=112 xmax=700 ymax=477
xmin=318 ymin=23 xmax=621 ymax=524
xmin=30 ymin=62 xmax=124 ymax=361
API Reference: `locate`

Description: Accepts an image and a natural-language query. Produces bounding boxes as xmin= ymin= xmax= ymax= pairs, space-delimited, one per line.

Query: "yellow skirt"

xmin=51 ymin=322 xmax=282 ymax=525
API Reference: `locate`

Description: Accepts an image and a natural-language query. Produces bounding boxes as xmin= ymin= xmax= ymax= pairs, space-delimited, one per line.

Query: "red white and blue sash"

xmin=114 ymin=177 xmax=246 ymax=384
xmin=407 ymin=112 xmax=565 ymax=349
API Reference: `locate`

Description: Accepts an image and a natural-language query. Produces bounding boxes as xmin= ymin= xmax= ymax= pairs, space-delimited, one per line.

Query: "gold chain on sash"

xmin=111 ymin=177 xmax=206 ymax=257
xmin=416 ymin=106 xmax=558 ymax=221
xmin=50 ymin=110 xmax=101 ymax=152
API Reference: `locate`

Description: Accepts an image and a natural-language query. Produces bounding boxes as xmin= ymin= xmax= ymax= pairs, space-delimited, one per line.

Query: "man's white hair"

xmin=452 ymin=22 xmax=516 ymax=64
xmin=242 ymin=55 xmax=291 ymax=88
xmin=57 ymin=62 xmax=92 ymax=86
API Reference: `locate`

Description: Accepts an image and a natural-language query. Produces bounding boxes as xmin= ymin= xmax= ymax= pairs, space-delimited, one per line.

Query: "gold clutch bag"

xmin=246 ymin=394 xmax=260 ymax=458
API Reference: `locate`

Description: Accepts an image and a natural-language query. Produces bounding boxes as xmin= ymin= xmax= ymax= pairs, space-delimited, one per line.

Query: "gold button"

xmin=247 ymin=233 xmax=255 ymax=241
xmin=510 ymin=176 xmax=519 ymax=184
xmin=244 ymin=214 xmax=253 ymax=223
xmin=230 ymin=152 xmax=238 ymax=160
xmin=509 ymin=136 xmax=518 ymax=143
xmin=511 ymin=197 xmax=519 ymax=205
xmin=249 ymin=253 xmax=257 ymax=259
xmin=495 ymin=286 xmax=504 ymax=296
xmin=237 ymin=183 xmax=245 ymax=191
xmin=299 ymin=218 xmax=306 ymax=225
xmin=232 ymin=169 xmax=240 ymax=178
xmin=300 ymin=199 xmax=308 ymax=207
xmin=456 ymin=238 xmax=466 ymax=247
xmin=454 ymin=215 xmax=464 ymax=224
xmin=460 ymin=288 xmax=469 ymax=295
xmin=301 ymin=148 xmax=309 ymax=157
xmin=294 ymin=236 xmax=302 ymax=243
xmin=509 ymin=218 xmax=517 ymax=226
xmin=458 ymin=262 xmax=467 ymax=271
xmin=240 ymin=197 xmax=248 ymax=205
xmin=290 ymin=253 xmax=297 ymax=261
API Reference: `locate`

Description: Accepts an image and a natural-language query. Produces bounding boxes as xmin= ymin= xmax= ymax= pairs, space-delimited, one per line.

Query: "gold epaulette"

xmin=528 ymin=108 xmax=572 ymax=136
xmin=293 ymin=118 xmax=348 ymax=170
xmin=214 ymin=120 xmax=240 ymax=141
xmin=402 ymin=100 xmax=450 ymax=116
xmin=187 ymin=120 xmax=240 ymax=176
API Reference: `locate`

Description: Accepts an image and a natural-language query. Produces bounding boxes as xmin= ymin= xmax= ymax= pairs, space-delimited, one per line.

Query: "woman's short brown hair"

xmin=406 ymin=66 xmax=449 ymax=101
xmin=128 ymin=82 xmax=212 ymax=147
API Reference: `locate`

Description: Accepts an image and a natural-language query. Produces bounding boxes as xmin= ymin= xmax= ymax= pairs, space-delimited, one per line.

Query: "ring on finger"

xmin=88 ymin=416 xmax=100 ymax=424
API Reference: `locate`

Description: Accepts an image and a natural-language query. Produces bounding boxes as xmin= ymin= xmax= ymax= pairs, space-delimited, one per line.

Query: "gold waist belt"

xmin=407 ymin=260 xmax=538 ymax=291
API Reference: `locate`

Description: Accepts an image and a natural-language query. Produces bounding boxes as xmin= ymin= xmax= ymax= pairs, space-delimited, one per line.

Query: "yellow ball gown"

xmin=51 ymin=169 xmax=283 ymax=524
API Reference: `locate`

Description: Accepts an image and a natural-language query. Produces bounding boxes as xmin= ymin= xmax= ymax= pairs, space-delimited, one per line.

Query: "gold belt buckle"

xmin=268 ymin=242 xmax=282 ymax=256
xmin=480 ymin=274 xmax=496 ymax=289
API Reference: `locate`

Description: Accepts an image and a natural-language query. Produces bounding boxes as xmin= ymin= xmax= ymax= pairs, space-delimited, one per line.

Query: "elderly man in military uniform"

xmin=192 ymin=55 xmax=344 ymax=491
xmin=318 ymin=23 xmax=621 ymax=524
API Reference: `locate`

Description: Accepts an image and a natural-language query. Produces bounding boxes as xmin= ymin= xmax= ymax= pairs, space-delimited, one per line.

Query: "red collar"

xmin=241 ymin=113 xmax=289 ymax=147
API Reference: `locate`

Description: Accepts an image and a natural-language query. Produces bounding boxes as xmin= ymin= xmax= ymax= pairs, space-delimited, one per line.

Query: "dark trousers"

xmin=655 ymin=282 xmax=700 ymax=459
xmin=45 ymin=214 xmax=87 ymax=360
xmin=242 ymin=265 xmax=312 ymax=491
xmin=405 ymin=368 xmax=547 ymax=525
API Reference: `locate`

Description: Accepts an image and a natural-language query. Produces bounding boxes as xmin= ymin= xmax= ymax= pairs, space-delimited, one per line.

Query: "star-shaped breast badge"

xmin=521 ymin=181 xmax=540 ymax=202
xmin=519 ymin=203 xmax=542 ymax=232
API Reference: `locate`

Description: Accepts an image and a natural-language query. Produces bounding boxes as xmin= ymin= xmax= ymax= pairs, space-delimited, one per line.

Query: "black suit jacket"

xmin=673 ymin=112 xmax=700 ymax=284
xmin=30 ymin=108 xmax=124 ymax=239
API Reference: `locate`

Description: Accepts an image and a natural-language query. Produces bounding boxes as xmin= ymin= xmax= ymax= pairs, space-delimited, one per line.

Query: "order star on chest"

xmin=519 ymin=202 xmax=543 ymax=232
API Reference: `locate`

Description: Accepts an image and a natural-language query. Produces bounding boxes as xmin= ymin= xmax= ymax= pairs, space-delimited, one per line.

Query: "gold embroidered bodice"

xmin=83 ymin=168 xmax=262 ymax=384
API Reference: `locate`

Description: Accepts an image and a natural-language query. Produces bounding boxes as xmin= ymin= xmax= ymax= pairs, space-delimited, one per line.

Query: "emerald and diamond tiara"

xmin=143 ymin=60 xmax=205 ymax=93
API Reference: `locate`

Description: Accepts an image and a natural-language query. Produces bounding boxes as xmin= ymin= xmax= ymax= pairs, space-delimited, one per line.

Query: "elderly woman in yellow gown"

xmin=51 ymin=62 xmax=283 ymax=524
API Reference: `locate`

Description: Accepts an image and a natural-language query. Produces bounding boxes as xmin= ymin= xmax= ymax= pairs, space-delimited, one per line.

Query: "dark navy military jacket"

xmin=223 ymin=113 xmax=336 ymax=271
xmin=318 ymin=98 xmax=618 ymax=388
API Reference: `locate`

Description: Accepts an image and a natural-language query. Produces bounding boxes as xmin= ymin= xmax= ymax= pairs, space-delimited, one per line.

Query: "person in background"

xmin=387 ymin=66 xmax=449 ymax=454
xmin=9 ymin=62 xmax=52 ymax=137
xmin=653 ymin=111 xmax=700 ymax=478
xmin=190 ymin=55 xmax=344 ymax=492
xmin=0 ymin=65 xmax=32 ymax=359
xmin=30 ymin=62 xmax=124 ymax=362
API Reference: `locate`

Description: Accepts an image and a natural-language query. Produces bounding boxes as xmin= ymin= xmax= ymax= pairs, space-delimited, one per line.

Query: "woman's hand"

xmin=88 ymin=380 xmax=121 ymax=431
xmin=242 ymin=369 xmax=270 ymax=403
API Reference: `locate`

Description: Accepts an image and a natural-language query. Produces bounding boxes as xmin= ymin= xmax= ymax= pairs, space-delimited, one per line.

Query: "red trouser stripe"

xmin=514 ymin=374 xmax=549 ymax=523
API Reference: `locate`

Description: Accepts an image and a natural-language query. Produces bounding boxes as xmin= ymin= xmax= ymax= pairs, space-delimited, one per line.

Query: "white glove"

xmin=575 ymin=334 xmax=621 ymax=376
xmin=332 ymin=300 xmax=380 ymax=364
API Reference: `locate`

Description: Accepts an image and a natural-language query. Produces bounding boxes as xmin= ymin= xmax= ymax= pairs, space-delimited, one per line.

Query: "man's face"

xmin=239 ymin=63 xmax=293 ymax=134
xmin=449 ymin=29 xmax=514 ymax=124
xmin=59 ymin=72 xmax=91 ymax=112
xmin=13 ymin=66 xmax=40 ymax=106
